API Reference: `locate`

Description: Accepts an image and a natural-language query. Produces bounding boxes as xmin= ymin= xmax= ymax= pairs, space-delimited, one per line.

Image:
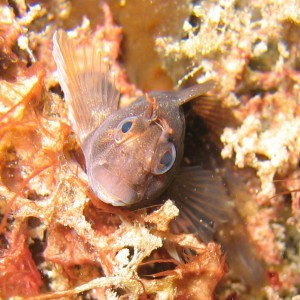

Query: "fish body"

xmin=53 ymin=29 xmax=213 ymax=206
xmin=53 ymin=30 xmax=265 ymax=287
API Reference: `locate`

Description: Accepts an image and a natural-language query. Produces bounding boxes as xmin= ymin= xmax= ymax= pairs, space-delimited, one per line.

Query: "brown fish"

xmin=53 ymin=30 xmax=265 ymax=287
xmin=53 ymin=30 xmax=215 ymax=206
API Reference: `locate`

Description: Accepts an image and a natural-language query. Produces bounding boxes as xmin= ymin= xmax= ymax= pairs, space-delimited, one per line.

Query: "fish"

xmin=52 ymin=29 xmax=215 ymax=207
xmin=52 ymin=30 xmax=266 ymax=287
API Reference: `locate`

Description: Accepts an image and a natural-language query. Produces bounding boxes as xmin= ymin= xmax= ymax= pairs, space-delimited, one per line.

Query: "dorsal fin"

xmin=52 ymin=30 xmax=120 ymax=144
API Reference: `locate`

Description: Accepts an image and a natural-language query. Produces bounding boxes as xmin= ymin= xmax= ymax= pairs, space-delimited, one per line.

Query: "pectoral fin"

xmin=166 ymin=166 xmax=234 ymax=241
xmin=217 ymin=219 xmax=266 ymax=287
xmin=165 ymin=166 xmax=266 ymax=287
xmin=52 ymin=30 xmax=119 ymax=144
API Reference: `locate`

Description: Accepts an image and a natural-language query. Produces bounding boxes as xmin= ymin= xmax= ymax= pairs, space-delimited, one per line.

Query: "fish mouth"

xmin=90 ymin=165 xmax=138 ymax=206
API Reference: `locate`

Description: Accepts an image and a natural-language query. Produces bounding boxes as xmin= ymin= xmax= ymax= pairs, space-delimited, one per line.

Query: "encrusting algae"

xmin=1 ymin=0 xmax=300 ymax=299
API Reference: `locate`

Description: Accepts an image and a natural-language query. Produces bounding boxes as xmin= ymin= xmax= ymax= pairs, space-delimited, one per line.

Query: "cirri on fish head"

xmin=52 ymin=30 xmax=214 ymax=206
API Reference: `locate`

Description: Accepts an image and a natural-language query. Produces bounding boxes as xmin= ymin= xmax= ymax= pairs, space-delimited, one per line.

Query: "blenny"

xmin=53 ymin=30 xmax=265 ymax=287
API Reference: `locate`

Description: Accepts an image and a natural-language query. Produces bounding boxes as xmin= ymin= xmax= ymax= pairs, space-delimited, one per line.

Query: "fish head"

xmin=84 ymin=93 xmax=185 ymax=206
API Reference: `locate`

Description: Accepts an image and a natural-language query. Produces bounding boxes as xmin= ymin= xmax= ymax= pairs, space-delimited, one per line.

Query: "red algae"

xmin=0 ymin=223 xmax=42 ymax=298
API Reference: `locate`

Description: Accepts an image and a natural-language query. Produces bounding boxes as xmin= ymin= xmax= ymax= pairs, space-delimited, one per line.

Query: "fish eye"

xmin=152 ymin=143 xmax=176 ymax=175
xmin=160 ymin=151 xmax=173 ymax=166
xmin=114 ymin=116 xmax=137 ymax=143
xmin=121 ymin=121 xmax=133 ymax=133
